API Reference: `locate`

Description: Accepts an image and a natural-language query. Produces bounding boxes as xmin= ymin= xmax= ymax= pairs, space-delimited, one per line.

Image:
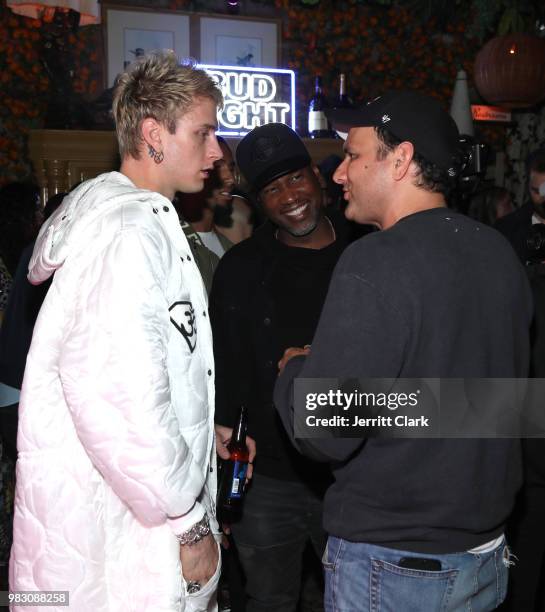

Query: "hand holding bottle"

xmin=214 ymin=424 xmax=256 ymax=481
xmin=216 ymin=406 xmax=254 ymax=530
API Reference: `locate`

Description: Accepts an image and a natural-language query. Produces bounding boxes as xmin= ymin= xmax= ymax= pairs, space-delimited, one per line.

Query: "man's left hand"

xmin=180 ymin=533 xmax=219 ymax=587
xmin=214 ymin=424 xmax=256 ymax=480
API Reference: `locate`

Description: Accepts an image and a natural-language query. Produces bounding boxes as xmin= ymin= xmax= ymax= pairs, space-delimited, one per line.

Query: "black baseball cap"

xmin=327 ymin=91 xmax=461 ymax=177
xmin=236 ymin=123 xmax=311 ymax=193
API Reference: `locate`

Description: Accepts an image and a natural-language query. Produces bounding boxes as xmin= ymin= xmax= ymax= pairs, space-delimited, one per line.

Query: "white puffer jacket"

xmin=10 ymin=172 xmax=219 ymax=611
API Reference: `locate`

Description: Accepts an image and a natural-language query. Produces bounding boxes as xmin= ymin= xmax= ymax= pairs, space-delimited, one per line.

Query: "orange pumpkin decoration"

xmin=474 ymin=33 xmax=545 ymax=108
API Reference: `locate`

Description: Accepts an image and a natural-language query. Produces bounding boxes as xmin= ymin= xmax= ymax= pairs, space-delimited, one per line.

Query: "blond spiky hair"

xmin=113 ymin=51 xmax=223 ymax=160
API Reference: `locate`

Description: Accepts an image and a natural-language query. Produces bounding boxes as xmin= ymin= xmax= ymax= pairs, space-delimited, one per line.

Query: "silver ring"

xmin=187 ymin=580 xmax=201 ymax=594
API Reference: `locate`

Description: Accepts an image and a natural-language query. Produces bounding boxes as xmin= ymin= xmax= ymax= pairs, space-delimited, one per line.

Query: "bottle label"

xmin=308 ymin=111 xmax=328 ymax=133
xmin=228 ymin=460 xmax=248 ymax=499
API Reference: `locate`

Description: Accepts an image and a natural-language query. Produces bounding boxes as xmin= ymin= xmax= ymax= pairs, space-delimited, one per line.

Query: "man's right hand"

xmin=278 ymin=345 xmax=310 ymax=374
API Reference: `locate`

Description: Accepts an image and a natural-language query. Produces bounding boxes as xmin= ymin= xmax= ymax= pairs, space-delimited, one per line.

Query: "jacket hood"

xmin=28 ymin=172 xmax=168 ymax=285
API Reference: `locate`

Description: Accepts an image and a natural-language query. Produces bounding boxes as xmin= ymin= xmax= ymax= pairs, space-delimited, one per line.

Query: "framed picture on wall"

xmin=103 ymin=5 xmax=192 ymax=87
xmin=199 ymin=16 xmax=280 ymax=68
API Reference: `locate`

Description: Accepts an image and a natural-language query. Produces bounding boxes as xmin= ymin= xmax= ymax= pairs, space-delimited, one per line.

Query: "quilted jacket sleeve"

xmin=58 ymin=225 xmax=207 ymax=533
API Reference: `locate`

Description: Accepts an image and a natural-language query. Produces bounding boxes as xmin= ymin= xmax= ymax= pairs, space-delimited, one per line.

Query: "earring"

xmin=147 ymin=143 xmax=164 ymax=164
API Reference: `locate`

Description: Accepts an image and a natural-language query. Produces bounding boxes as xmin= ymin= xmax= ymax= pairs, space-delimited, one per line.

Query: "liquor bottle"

xmin=335 ymin=73 xmax=354 ymax=109
xmin=217 ymin=406 xmax=249 ymax=521
xmin=307 ymin=76 xmax=331 ymax=139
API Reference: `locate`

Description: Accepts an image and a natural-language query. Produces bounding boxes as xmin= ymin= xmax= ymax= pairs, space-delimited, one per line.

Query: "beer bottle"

xmin=217 ymin=406 xmax=249 ymax=521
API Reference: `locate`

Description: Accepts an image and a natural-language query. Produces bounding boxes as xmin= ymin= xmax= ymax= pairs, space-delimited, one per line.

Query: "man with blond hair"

xmin=10 ymin=52 xmax=223 ymax=611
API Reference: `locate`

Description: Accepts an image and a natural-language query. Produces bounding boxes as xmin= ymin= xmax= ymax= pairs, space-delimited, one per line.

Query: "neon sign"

xmin=199 ymin=64 xmax=296 ymax=137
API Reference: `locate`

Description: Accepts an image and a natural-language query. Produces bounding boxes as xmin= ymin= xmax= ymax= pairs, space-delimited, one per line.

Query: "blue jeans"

xmin=323 ymin=537 xmax=509 ymax=612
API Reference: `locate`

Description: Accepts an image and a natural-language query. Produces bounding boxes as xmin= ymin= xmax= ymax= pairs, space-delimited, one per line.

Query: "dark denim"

xmin=231 ymin=473 xmax=326 ymax=612
xmin=323 ymin=536 xmax=509 ymax=612
xmin=500 ymin=439 xmax=545 ymax=611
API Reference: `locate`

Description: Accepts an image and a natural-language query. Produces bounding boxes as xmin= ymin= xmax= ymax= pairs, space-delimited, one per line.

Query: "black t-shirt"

xmin=270 ymin=236 xmax=343 ymax=357
xmin=262 ymin=235 xmax=344 ymax=486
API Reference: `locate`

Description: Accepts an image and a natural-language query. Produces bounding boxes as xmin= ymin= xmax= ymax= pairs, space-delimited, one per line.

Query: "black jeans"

xmin=0 ymin=403 xmax=17 ymax=464
xmin=231 ymin=473 xmax=326 ymax=612
xmin=500 ymin=439 xmax=545 ymax=611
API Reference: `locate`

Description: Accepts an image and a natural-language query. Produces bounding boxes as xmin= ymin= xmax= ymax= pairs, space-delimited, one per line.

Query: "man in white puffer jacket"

xmin=9 ymin=52 xmax=224 ymax=611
